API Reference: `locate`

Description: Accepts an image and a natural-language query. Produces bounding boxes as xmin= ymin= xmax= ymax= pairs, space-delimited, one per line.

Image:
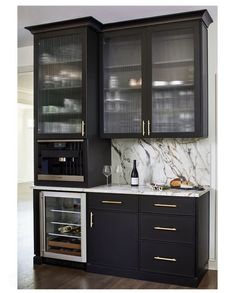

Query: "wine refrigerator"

xmin=40 ymin=191 xmax=86 ymax=262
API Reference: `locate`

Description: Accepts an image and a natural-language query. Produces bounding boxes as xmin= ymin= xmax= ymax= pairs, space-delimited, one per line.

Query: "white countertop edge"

xmin=32 ymin=184 xmax=210 ymax=198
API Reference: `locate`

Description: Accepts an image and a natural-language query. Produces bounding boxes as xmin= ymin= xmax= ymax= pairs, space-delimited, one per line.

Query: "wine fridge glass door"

xmin=40 ymin=191 xmax=86 ymax=262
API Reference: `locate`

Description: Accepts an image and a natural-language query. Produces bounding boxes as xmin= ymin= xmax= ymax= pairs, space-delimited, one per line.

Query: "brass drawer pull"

xmin=154 ymin=203 xmax=177 ymax=208
xmin=147 ymin=120 xmax=151 ymax=136
xmin=81 ymin=120 xmax=85 ymax=136
xmin=154 ymin=226 xmax=176 ymax=231
xmin=142 ymin=120 xmax=145 ymax=136
xmin=90 ymin=212 xmax=93 ymax=228
xmin=101 ymin=200 xmax=123 ymax=204
xmin=154 ymin=256 xmax=176 ymax=262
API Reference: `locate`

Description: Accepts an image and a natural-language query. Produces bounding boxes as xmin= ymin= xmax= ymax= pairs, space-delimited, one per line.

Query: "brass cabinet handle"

xmin=147 ymin=120 xmax=151 ymax=136
xmin=154 ymin=256 xmax=176 ymax=262
xmin=101 ymin=200 xmax=122 ymax=204
xmin=154 ymin=203 xmax=177 ymax=208
xmin=154 ymin=226 xmax=176 ymax=231
xmin=142 ymin=120 xmax=145 ymax=136
xmin=81 ymin=120 xmax=85 ymax=136
xmin=90 ymin=212 xmax=93 ymax=228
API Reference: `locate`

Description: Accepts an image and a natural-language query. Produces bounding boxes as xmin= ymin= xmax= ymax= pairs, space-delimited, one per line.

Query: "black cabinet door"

xmin=101 ymin=21 xmax=208 ymax=138
xmin=35 ymin=28 xmax=86 ymax=139
xmin=87 ymin=209 xmax=138 ymax=269
xmin=101 ymin=29 xmax=147 ymax=138
xmin=148 ymin=21 xmax=207 ymax=137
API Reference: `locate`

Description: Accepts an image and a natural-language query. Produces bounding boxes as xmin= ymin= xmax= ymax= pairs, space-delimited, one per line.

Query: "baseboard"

xmin=208 ymin=259 xmax=217 ymax=270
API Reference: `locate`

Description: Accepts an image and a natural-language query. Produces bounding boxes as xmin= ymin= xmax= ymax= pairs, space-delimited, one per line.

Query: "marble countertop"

xmin=33 ymin=184 xmax=210 ymax=198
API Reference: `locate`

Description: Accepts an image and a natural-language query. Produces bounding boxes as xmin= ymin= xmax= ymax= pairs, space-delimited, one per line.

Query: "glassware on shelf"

xmin=102 ymin=165 xmax=112 ymax=187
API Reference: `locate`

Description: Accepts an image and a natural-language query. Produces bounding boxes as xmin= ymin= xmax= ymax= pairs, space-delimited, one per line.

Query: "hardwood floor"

xmin=17 ymin=182 xmax=217 ymax=289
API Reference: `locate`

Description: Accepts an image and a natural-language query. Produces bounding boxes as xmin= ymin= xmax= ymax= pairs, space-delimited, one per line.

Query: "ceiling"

xmin=18 ymin=5 xmax=217 ymax=48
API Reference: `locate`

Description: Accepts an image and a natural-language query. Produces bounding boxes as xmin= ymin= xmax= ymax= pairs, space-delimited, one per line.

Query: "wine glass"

xmin=103 ymin=165 xmax=112 ymax=187
xmin=115 ymin=165 xmax=122 ymax=186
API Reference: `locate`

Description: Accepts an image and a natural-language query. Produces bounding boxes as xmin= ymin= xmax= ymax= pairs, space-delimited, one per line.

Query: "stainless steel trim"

xmin=154 ymin=203 xmax=177 ymax=208
xmin=81 ymin=121 xmax=85 ymax=137
xmin=38 ymin=174 xmax=84 ymax=182
xmin=154 ymin=256 xmax=176 ymax=262
xmin=142 ymin=120 xmax=145 ymax=136
xmin=43 ymin=251 xmax=83 ymax=262
xmin=80 ymin=194 xmax=87 ymax=262
xmin=154 ymin=226 xmax=177 ymax=231
xmin=37 ymin=139 xmax=84 ymax=142
xmin=39 ymin=192 xmax=45 ymax=256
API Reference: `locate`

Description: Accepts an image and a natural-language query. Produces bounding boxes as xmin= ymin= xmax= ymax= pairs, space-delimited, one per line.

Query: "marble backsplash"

xmin=111 ymin=138 xmax=210 ymax=186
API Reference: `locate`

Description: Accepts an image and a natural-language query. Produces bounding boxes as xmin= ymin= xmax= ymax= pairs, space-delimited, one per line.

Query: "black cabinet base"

xmin=33 ymin=256 xmax=86 ymax=270
xmin=86 ymin=263 xmax=207 ymax=288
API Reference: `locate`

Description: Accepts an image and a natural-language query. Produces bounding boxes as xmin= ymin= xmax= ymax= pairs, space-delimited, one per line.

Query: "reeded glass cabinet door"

xmin=103 ymin=33 xmax=142 ymax=135
xmin=151 ymin=28 xmax=195 ymax=134
xmin=37 ymin=33 xmax=83 ymax=135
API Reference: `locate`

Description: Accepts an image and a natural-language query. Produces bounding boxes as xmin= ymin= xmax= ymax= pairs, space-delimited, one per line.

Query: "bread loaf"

xmin=170 ymin=178 xmax=182 ymax=187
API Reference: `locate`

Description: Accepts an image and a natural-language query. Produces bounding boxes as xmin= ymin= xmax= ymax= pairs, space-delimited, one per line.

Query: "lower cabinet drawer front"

xmin=140 ymin=240 xmax=195 ymax=276
xmin=140 ymin=196 xmax=195 ymax=216
xmin=140 ymin=214 xmax=195 ymax=243
xmin=88 ymin=193 xmax=138 ymax=212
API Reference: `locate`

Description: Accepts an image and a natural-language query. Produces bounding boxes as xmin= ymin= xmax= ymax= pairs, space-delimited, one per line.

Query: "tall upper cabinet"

xmin=26 ymin=17 xmax=102 ymax=140
xmin=101 ymin=10 xmax=213 ymax=138
xmin=26 ymin=18 xmax=111 ymax=188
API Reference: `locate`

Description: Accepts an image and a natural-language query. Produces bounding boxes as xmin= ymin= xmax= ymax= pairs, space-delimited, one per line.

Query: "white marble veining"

xmin=33 ymin=184 xmax=209 ymax=198
xmin=111 ymin=138 xmax=210 ymax=186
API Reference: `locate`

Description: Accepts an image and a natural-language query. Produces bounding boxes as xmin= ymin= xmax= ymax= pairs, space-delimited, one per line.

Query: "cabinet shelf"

xmin=152 ymin=84 xmax=193 ymax=90
xmin=39 ymin=59 xmax=82 ymax=66
xmin=41 ymin=85 xmax=82 ymax=91
xmin=105 ymin=87 xmax=141 ymax=92
xmin=40 ymin=112 xmax=82 ymax=118
xmin=153 ymin=59 xmax=193 ymax=66
xmin=48 ymin=232 xmax=81 ymax=239
xmin=104 ymin=63 xmax=141 ymax=70
xmin=50 ymin=209 xmax=81 ymax=214
xmin=51 ymin=221 xmax=81 ymax=227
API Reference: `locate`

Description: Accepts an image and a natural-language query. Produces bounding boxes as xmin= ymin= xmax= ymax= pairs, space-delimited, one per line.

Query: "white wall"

xmin=18 ymin=45 xmax=34 ymax=183
xmin=17 ymin=103 xmax=33 ymax=183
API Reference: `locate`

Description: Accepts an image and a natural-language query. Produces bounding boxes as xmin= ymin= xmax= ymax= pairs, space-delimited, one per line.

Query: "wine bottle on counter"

xmin=131 ymin=160 xmax=139 ymax=187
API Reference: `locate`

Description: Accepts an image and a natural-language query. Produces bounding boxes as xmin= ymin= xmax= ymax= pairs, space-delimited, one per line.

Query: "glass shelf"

xmin=153 ymin=59 xmax=193 ymax=66
xmin=39 ymin=59 xmax=82 ymax=66
xmin=48 ymin=232 xmax=81 ymax=239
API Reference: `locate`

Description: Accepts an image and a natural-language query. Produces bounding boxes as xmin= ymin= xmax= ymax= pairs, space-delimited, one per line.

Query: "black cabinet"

xmin=26 ymin=18 xmax=111 ymax=187
xmin=26 ymin=18 xmax=102 ymax=140
xmin=101 ymin=10 xmax=212 ymax=138
xmin=87 ymin=193 xmax=138 ymax=269
xmin=87 ymin=192 xmax=210 ymax=287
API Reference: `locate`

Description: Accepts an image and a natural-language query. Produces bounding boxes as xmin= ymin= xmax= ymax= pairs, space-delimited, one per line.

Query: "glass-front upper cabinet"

xmin=151 ymin=26 xmax=195 ymax=135
xmin=37 ymin=33 xmax=84 ymax=137
xmin=102 ymin=31 xmax=143 ymax=137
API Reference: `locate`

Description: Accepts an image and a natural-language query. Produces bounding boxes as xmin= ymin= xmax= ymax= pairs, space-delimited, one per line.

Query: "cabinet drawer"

xmin=140 ymin=196 xmax=195 ymax=215
xmin=88 ymin=193 xmax=138 ymax=212
xmin=140 ymin=213 xmax=195 ymax=243
xmin=140 ymin=240 xmax=194 ymax=276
